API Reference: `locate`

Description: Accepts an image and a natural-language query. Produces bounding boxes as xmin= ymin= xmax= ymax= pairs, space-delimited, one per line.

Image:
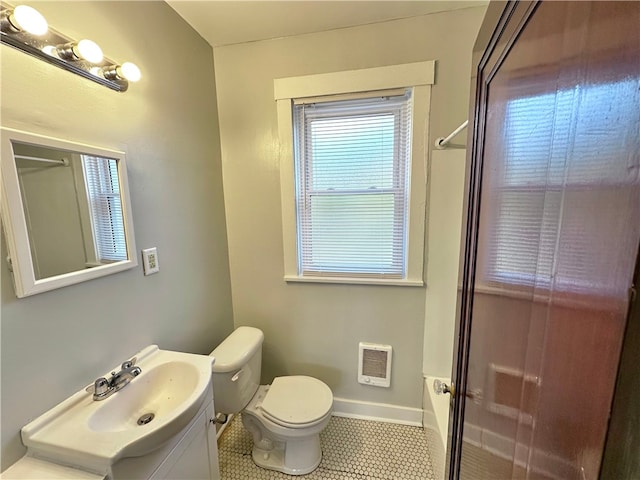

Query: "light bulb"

xmin=103 ymin=62 xmax=142 ymax=83
xmin=120 ymin=62 xmax=141 ymax=82
xmin=10 ymin=5 xmax=48 ymax=35
xmin=74 ymin=39 xmax=103 ymax=63
xmin=41 ymin=45 xmax=57 ymax=56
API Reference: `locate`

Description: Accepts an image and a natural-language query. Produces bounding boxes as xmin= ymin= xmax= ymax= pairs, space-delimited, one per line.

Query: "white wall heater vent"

xmin=358 ymin=342 xmax=392 ymax=387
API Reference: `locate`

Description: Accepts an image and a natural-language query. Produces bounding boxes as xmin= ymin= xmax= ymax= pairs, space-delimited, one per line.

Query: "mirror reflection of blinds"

xmin=488 ymin=80 xmax=637 ymax=292
xmin=293 ymin=91 xmax=412 ymax=278
xmin=82 ymin=156 xmax=127 ymax=262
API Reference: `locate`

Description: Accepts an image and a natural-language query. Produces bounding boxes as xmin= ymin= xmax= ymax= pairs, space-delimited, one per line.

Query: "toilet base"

xmin=251 ymin=435 xmax=322 ymax=476
xmin=241 ymin=408 xmax=326 ymax=476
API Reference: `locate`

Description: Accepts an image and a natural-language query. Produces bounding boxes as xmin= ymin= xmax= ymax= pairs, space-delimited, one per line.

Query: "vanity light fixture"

xmin=0 ymin=2 xmax=141 ymax=92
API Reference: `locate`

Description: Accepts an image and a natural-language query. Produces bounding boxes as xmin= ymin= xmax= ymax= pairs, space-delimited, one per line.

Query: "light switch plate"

xmin=142 ymin=247 xmax=159 ymax=275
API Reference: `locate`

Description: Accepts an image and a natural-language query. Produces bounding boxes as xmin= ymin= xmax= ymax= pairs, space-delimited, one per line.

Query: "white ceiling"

xmin=166 ymin=1 xmax=487 ymax=47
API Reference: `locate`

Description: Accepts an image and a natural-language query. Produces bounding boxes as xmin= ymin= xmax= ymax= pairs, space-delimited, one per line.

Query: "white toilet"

xmin=210 ymin=326 xmax=333 ymax=476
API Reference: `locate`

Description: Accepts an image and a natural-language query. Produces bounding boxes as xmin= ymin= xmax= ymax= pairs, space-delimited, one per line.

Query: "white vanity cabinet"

xmin=111 ymin=396 xmax=220 ymax=480
xmin=150 ymin=400 xmax=219 ymax=480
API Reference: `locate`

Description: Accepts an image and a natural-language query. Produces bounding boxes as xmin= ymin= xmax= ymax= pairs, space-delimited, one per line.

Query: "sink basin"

xmin=88 ymin=361 xmax=200 ymax=433
xmin=21 ymin=346 xmax=214 ymax=475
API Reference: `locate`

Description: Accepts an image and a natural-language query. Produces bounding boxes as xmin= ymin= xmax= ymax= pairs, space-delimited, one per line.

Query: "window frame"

xmin=275 ymin=61 xmax=434 ymax=286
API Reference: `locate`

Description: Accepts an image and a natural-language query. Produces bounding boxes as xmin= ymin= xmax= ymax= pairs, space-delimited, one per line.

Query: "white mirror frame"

xmin=1 ymin=127 xmax=138 ymax=297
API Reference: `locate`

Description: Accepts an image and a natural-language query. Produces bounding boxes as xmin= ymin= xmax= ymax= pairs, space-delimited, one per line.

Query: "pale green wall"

xmin=214 ymin=7 xmax=486 ymax=409
xmin=0 ymin=1 xmax=233 ymax=469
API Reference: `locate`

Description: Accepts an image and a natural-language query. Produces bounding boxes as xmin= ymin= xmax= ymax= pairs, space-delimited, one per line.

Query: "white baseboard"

xmin=332 ymin=397 xmax=423 ymax=426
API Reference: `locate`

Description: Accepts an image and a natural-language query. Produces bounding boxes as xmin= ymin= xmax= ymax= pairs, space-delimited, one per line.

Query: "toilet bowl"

xmin=210 ymin=327 xmax=333 ymax=475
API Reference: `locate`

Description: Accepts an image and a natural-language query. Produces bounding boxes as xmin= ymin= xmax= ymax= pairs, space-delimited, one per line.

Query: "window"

xmin=275 ymin=62 xmax=434 ymax=285
xmin=293 ymin=92 xmax=412 ymax=279
xmin=82 ymin=155 xmax=127 ymax=262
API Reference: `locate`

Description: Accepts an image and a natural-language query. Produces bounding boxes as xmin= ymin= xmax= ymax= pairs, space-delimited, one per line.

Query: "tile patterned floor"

xmin=218 ymin=414 xmax=436 ymax=479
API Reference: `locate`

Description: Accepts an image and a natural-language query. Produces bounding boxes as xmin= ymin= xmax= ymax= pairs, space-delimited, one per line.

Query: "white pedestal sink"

xmin=21 ymin=346 xmax=214 ymax=476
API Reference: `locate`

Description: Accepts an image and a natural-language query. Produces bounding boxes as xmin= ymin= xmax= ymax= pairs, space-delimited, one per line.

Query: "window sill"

xmin=284 ymin=275 xmax=424 ymax=287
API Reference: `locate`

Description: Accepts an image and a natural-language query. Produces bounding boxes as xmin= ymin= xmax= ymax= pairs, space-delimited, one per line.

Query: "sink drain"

xmin=137 ymin=413 xmax=155 ymax=425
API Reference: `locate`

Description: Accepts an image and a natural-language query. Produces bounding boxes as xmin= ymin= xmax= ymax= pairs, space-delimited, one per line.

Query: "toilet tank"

xmin=210 ymin=326 xmax=264 ymax=414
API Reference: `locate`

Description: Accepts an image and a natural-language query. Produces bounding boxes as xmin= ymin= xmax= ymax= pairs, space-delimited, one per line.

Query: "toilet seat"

xmin=260 ymin=376 xmax=333 ymax=428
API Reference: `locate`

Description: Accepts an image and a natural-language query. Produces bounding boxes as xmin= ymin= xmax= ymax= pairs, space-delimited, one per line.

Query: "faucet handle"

xmin=121 ymin=357 xmax=137 ymax=369
xmin=85 ymin=377 xmax=108 ymax=394
xmin=93 ymin=377 xmax=110 ymax=396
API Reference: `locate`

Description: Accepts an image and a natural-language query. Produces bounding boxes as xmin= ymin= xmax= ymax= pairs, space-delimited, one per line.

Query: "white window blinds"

xmin=293 ymin=91 xmax=413 ymax=278
xmin=82 ymin=155 xmax=127 ymax=262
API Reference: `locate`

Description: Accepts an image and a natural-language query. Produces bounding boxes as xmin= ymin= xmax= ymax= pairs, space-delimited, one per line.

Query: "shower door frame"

xmin=446 ymin=2 xmax=537 ymax=477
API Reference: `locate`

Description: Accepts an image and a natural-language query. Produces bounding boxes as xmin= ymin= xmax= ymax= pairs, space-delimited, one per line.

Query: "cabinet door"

xmin=205 ymin=402 xmax=220 ymax=480
xmin=151 ymin=402 xmax=219 ymax=480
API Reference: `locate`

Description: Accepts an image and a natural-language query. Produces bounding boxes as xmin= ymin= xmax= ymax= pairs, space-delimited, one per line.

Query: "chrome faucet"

xmin=91 ymin=358 xmax=142 ymax=401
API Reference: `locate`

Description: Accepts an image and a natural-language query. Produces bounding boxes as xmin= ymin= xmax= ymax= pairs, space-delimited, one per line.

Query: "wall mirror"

xmin=1 ymin=128 xmax=137 ymax=297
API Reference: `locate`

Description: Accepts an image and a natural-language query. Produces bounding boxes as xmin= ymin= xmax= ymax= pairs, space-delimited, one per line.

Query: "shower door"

xmin=448 ymin=1 xmax=640 ymax=479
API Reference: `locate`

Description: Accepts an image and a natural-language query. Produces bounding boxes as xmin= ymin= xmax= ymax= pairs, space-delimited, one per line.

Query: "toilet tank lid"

xmin=211 ymin=326 xmax=264 ymax=373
